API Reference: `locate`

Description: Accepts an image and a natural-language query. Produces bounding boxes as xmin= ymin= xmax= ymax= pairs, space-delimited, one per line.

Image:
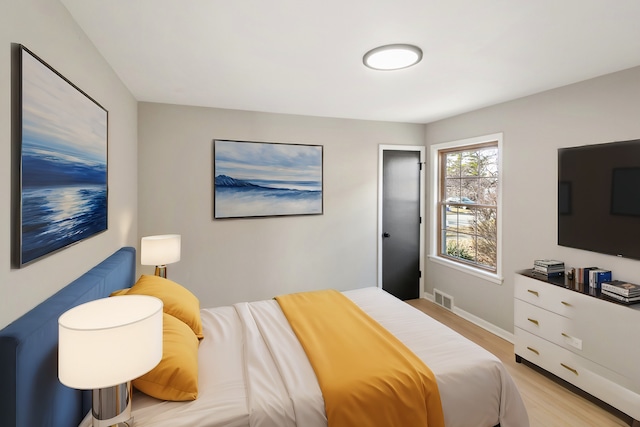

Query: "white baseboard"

xmin=423 ymin=291 xmax=514 ymax=343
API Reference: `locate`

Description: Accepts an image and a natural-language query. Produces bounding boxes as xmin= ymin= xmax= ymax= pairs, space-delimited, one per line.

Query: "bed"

xmin=0 ymin=247 xmax=529 ymax=427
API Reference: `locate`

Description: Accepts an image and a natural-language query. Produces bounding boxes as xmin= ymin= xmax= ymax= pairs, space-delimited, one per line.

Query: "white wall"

xmin=138 ymin=102 xmax=424 ymax=308
xmin=0 ymin=0 xmax=138 ymax=329
xmin=424 ymin=66 xmax=640 ymax=333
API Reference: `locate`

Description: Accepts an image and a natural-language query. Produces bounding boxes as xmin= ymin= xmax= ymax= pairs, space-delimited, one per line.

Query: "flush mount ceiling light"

xmin=363 ymin=44 xmax=423 ymax=71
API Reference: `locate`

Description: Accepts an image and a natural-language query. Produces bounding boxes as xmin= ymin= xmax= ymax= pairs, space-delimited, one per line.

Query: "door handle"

xmin=383 ymin=232 xmax=391 ymax=238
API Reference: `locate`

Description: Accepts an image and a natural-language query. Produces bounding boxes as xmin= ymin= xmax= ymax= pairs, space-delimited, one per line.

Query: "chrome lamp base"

xmin=92 ymin=382 xmax=134 ymax=427
xmin=154 ymin=265 xmax=167 ymax=279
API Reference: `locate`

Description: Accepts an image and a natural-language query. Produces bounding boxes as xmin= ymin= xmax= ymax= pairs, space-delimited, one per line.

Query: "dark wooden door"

xmin=382 ymin=150 xmax=421 ymax=300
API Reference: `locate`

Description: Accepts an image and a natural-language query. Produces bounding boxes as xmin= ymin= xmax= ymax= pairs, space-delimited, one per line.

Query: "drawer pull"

xmin=527 ymin=289 xmax=539 ymax=297
xmin=561 ymin=301 xmax=572 ymax=307
xmin=527 ymin=318 xmax=539 ymax=326
xmin=560 ymin=363 xmax=579 ymax=376
xmin=560 ymin=332 xmax=583 ymax=350
xmin=526 ymin=346 xmax=540 ymax=355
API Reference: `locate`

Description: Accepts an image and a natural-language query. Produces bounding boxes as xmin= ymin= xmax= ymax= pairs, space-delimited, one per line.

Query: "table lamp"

xmin=141 ymin=234 xmax=181 ymax=278
xmin=58 ymin=295 xmax=163 ymax=427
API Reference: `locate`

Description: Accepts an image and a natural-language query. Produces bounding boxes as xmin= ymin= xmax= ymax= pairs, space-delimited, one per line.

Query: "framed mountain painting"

xmin=213 ymin=139 xmax=323 ymax=219
xmin=16 ymin=46 xmax=108 ymax=266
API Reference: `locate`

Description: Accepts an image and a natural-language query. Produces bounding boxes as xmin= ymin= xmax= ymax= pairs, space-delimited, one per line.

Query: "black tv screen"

xmin=558 ymin=139 xmax=640 ymax=260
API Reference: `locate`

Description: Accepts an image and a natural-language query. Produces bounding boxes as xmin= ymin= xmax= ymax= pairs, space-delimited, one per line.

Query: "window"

xmin=431 ymin=134 xmax=501 ymax=278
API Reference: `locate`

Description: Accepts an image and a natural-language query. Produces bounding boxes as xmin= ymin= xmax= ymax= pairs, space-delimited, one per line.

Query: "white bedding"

xmin=82 ymin=287 xmax=529 ymax=427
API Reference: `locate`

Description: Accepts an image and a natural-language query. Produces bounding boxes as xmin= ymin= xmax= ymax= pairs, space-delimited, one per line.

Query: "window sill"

xmin=427 ymin=255 xmax=504 ymax=285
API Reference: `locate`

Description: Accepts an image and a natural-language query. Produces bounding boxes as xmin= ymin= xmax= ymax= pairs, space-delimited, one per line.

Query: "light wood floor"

xmin=406 ymin=298 xmax=632 ymax=427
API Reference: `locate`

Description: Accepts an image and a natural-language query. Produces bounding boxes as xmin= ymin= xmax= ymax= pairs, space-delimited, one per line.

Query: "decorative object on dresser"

xmin=514 ymin=270 xmax=640 ymax=426
xmin=141 ymin=234 xmax=181 ymax=278
xmin=58 ymin=295 xmax=163 ymax=427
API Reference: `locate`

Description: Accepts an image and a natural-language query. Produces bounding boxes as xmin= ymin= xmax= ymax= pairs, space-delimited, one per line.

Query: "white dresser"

xmin=514 ymin=271 xmax=640 ymax=424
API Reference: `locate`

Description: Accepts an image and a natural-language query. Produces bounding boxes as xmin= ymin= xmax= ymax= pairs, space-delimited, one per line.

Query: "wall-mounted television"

xmin=558 ymin=139 xmax=640 ymax=260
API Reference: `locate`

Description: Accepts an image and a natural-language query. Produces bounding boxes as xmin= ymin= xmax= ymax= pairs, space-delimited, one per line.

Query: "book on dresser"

xmin=588 ymin=269 xmax=612 ymax=289
xmin=601 ymin=280 xmax=640 ymax=297
xmin=601 ymin=290 xmax=640 ymax=304
xmin=533 ymin=259 xmax=564 ymax=276
xmin=577 ymin=266 xmax=598 ymax=285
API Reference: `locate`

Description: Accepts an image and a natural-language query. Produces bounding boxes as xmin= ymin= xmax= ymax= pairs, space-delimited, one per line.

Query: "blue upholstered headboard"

xmin=0 ymin=247 xmax=137 ymax=427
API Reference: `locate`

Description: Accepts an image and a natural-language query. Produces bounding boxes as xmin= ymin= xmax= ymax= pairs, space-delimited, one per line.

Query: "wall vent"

xmin=434 ymin=289 xmax=454 ymax=311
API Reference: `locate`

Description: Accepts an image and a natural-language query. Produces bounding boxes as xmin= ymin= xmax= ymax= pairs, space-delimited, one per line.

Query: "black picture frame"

xmin=213 ymin=139 xmax=323 ymax=219
xmin=14 ymin=45 xmax=108 ymax=267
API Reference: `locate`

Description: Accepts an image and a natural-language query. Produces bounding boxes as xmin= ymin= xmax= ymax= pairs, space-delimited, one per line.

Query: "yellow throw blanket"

xmin=275 ymin=289 xmax=445 ymax=427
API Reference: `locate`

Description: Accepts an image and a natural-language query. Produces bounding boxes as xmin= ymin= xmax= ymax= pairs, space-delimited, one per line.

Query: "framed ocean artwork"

xmin=213 ymin=139 xmax=323 ymax=219
xmin=16 ymin=46 xmax=108 ymax=266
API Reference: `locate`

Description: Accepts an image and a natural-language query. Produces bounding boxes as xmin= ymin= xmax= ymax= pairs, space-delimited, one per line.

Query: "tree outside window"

xmin=439 ymin=143 xmax=498 ymax=271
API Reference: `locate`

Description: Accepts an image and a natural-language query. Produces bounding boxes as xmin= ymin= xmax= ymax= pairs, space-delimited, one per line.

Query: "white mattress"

xmin=82 ymin=287 xmax=529 ymax=427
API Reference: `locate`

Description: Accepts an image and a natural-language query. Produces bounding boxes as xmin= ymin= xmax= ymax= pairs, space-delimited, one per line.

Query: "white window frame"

xmin=428 ymin=133 xmax=504 ymax=284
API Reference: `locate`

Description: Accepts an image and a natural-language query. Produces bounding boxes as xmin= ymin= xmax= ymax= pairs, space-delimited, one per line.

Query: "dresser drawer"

xmin=569 ymin=295 xmax=640 ymax=383
xmin=514 ymin=274 xmax=584 ymax=317
xmin=514 ymin=299 xmax=584 ymax=353
xmin=515 ymin=328 xmax=640 ymax=419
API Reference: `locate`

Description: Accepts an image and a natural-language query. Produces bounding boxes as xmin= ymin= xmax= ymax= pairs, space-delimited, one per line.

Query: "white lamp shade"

xmin=58 ymin=295 xmax=163 ymax=390
xmin=141 ymin=234 xmax=181 ymax=266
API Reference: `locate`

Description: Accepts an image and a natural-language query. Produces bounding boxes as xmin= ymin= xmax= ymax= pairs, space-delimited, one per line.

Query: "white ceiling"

xmin=60 ymin=0 xmax=640 ymax=124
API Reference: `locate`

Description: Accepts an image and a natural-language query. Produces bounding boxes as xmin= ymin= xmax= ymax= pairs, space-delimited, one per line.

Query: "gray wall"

xmin=425 ymin=66 xmax=640 ymax=332
xmin=138 ymin=102 xmax=424 ymax=308
xmin=0 ymin=0 xmax=138 ymax=329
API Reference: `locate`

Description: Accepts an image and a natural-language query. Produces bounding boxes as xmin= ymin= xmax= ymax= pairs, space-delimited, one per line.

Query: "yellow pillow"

xmin=133 ymin=312 xmax=199 ymax=401
xmin=110 ymin=288 xmax=130 ymax=296
xmin=127 ymin=275 xmax=203 ymax=339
